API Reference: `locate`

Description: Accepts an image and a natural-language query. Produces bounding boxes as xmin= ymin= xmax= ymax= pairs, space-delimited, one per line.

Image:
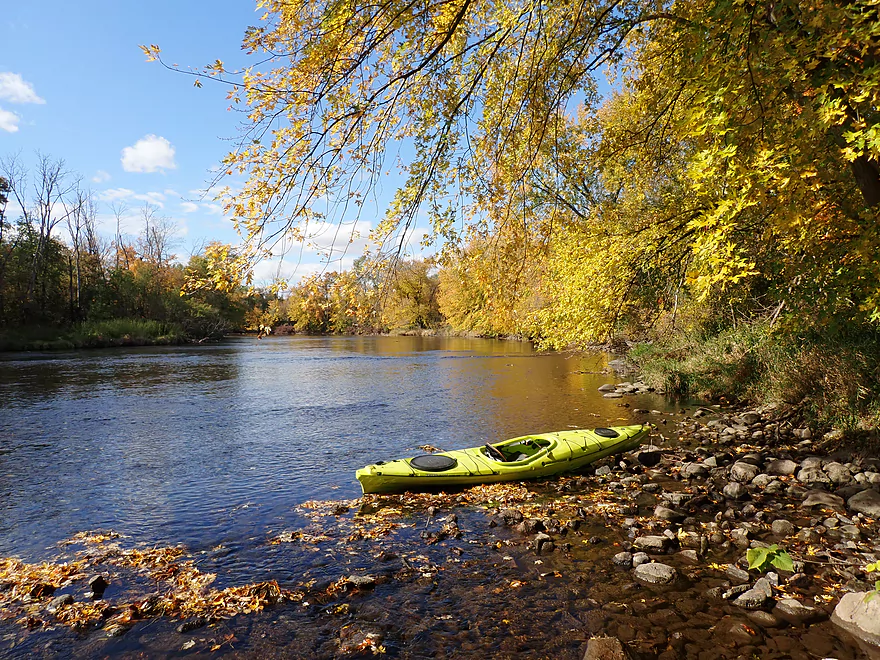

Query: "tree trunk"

xmin=850 ymin=155 xmax=880 ymax=209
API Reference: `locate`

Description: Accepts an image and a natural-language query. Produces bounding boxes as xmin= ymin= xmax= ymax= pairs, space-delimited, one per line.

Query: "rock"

xmin=631 ymin=552 xmax=650 ymax=567
xmin=603 ymin=392 xmax=624 ymax=399
xmin=678 ymin=549 xmax=700 ymax=564
xmin=88 ymin=575 xmax=109 ymax=597
xmin=848 ymin=489 xmax=880 ymax=518
xmin=654 ymin=505 xmax=686 ymax=523
xmin=632 ymin=535 xmax=672 ymax=553
xmin=633 ymin=562 xmax=677 ymax=586
xmin=634 ymin=449 xmax=662 ymax=467
xmin=741 ymin=412 xmax=762 ymax=425
xmin=500 ymin=509 xmax=524 ymax=525
xmin=726 ymin=565 xmax=751 ymax=584
xmin=802 ymin=490 xmax=845 ymax=510
xmin=771 ymin=519 xmax=795 ymax=537
xmin=765 ymin=479 xmax=787 ymax=494
xmin=681 ymin=462 xmax=709 ymax=479
xmin=583 ymin=635 xmax=634 ymax=660
xmin=723 ymin=482 xmax=749 ymax=500
xmin=534 ymin=533 xmax=554 ymax=554
xmin=839 ymin=524 xmax=862 ymax=539
xmin=746 ymin=610 xmax=781 ymax=628
xmin=345 ymin=575 xmax=377 ymax=589
xmin=730 ymin=528 xmax=750 ymax=549
xmin=831 ymin=591 xmax=880 ymax=654
xmin=612 ymin=552 xmax=633 ymax=568
xmin=47 ymin=593 xmax=74 ymax=613
xmin=661 ymin=492 xmax=692 ymax=507
xmin=722 ymin=584 xmax=751 ymax=600
xmin=731 ymin=462 xmax=760 ymax=483
xmin=798 ymin=466 xmax=831 ymax=486
xmin=824 ymin=461 xmax=853 ymax=485
xmin=595 ymin=466 xmax=613 ymax=476
xmin=338 ymin=627 xmax=385 ymax=655
xmin=176 ymin=616 xmax=209 ymax=633
xmin=598 ymin=384 xmax=618 ymax=392
xmin=750 ymin=473 xmax=776 ymax=488
xmin=767 ymin=459 xmax=798 ymax=476
xmin=732 ymin=578 xmax=773 ymax=609
xmin=773 ymin=598 xmax=825 ymax=625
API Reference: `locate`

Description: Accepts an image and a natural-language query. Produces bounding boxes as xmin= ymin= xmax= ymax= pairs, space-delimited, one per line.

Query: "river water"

xmin=0 ymin=336 xmax=655 ymax=561
xmin=0 ymin=337 xmax=864 ymax=659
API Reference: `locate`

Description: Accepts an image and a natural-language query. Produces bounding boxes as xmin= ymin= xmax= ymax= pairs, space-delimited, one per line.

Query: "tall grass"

xmin=0 ymin=319 xmax=185 ymax=351
xmin=630 ymin=321 xmax=880 ymax=429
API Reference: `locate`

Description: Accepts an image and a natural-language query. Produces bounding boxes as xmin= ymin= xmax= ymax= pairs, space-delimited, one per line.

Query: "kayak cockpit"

xmin=482 ymin=436 xmax=555 ymax=464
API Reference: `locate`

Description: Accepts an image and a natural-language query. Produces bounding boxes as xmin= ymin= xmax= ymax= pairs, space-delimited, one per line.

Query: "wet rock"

xmin=345 ymin=575 xmax=377 ymax=589
xmin=731 ymin=462 xmax=760 ymax=483
xmin=612 ymin=552 xmax=633 ymax=568
xmin=716 ymin=616 xmax=764 ymax=646
xmin=176 ymin=616 xmax=209 ymax=633
xmin=534 ymin=533 xmax=554 ymax=554
xmin=634 ymin=449 xmax=662 ymax=467
xmin=104 ymin=624 xmax=129 ymax=638
xmin=831 ymin=591 xmax=880 ymax=654
xmin=723 ymin=482 xmax=749 ymax=500
xmin=500 ymin=509 xmax=524 ymax=525
xmin=770 ymin=519 xmax=795 ymax=537
xmin=88 ymin=575 xmax=108 ymax=598
xmin=766 ymin=459 xmax=798 ymax=476
xmin=338 ymin=627 xmax=385 ymax=655
xmin=848 ymin=489 xmax=880 ymax=518
xmin=633 ymin=562 xmax=677 ymax=586
xmin=583 ymin=635 xmax=634 ymax=660
xmin=654 ymin=505 xmax=686 ymax=523
xmin=603 ymin=392 xmax=624 ymax=399
xmin=598 ymin=384 xmax=618 ymax=392
xmin=47 ymin=593 xmax=74 ymax=613
xmin=746 ymin=610 xmax=782 ymax=628
xmin=632 ymin=535 xmax=672 ymax=553
xmin=138 ymin=593 xmax=165 ymax=616
xmin=802 ymin=490 xmax=845 ymax=510
xmin=631 ymin=552 xmax=650 ymax=567
xmin=732 ymin=577 xmax=773 ymax=609
xmin=516 ymin=518 xmax=545 ymax=534
xmin=773 ymin=598 xmax=825 ymax=625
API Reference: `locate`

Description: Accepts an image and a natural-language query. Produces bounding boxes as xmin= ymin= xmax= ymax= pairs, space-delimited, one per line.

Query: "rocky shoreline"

xmin=482 ymin=398 xmax=880 ymax=659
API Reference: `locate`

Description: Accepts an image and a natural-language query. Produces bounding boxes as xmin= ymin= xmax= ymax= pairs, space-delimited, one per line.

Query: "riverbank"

xmin=1 ymin=402 xmax=878 ymax=658
xmin=0 ymin=319 xmax=188 ymax=352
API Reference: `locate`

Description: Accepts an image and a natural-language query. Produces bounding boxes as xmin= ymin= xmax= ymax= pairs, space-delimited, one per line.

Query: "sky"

xmin=0 ymin=0 xmax=387 ymax=284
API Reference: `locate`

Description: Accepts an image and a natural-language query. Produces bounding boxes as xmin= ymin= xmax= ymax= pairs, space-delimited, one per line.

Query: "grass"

xmin=0 ymin=319 xmax=186 ymax=351
xmin=629 ymin=320 xmax=880 ymax=430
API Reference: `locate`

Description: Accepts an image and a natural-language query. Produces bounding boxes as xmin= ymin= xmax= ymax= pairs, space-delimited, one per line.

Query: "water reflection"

xmin=0 ymin=336 xmax=671 ymax=561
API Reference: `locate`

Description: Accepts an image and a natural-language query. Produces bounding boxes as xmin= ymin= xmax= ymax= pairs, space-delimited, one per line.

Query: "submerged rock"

xmin=633 ymin=562 xmax=677 ymax=586
xmin=583 ymin=635 xmax=634 ymax=660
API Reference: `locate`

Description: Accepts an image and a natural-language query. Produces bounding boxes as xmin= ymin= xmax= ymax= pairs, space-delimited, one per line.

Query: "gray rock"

xmin=631 ymin=552 xmax=650 ymax=567
xmin=732 ymin=578 xmax=773 ymax=609
xmin=765 ymin=479 xmax=787 ymax=494
xmin=730 ymin=528 xmax=751 ymax=549
xmin=741 ymin=412 xmax=762 ymax=425
xmin=681 ymin=462 xmax=709 ymax=479
xmin=633 ymin=562 xmax=677 ymax=586
xmin=831 ymin=591 xmax=880 ymax=653
xmin=612 ymin=552 xmax=633 ymax=568
xmin=662 ymin=492 xmax=693 ymax=507
xmin=654 ymin=505 xmax=686 ymax=523
xmin=722 ymin=584 xmax=751 ymax=600
xmin=598 ymin=384 xmax=618 ymax=392
xmin=583 ymin=635 xmax=634 ymax=660
xmin=47 ymin=593 xmax=74 ymax=613
xmin=346 ymin=575 xmax=377 ymax=588
xmin=773 ymin=598 xmax=824 ymax=625
xmin=848 ymin=489 xmax=880 ymax=518
xmin=771 ymin=519 xmax=795 ymax=537
xmin=723 ymin=482 xmax=749 ymax=500
xmin=746 ymin=610 xmax=781 ymax=628
xmin=730 ymin=461 xmax=760 ymax=483
xmin=726 ymin=565 xmax=751 ymax=584
xmin=802 ymin=490 xmax=845 ymax=510
xmin=839 ymin=524 xmax=862 ymax=539
xmin=798 ymin=466 xmax=831 ymax=486
xmin=750 ymin=473 xmax=776 ymax=488
xmin=595 ymin=465 xmax=613 ymax=476
xmin=767 ymin=459 xmax=798 ymax=476
xmin=824 ymin=461 xmax=853 ymax=485
xmin=632 ymin=535 xmax=671 ymax=553
xmin=678 ymin=549 xmax=700 ymax=564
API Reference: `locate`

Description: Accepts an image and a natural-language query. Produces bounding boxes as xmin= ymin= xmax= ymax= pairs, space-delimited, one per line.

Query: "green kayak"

xmin=356 ymin=424 xmax=651 ymax=494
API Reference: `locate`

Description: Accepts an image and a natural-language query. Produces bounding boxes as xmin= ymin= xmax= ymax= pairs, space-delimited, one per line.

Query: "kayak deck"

xmin=356 ymin=425 xmax=651 ymax=494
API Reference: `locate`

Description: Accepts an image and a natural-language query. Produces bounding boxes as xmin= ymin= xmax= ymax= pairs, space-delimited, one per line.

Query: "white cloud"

xmin=121 ymin=134 xmax=177 ymax=173
xmin=97 ymin=187 xmax=167 ymax=208
xmin=0 ymin=73 xmax=45 ymax=105
xmin=202 ymin=203 xmax=224 ymax=215
xmin=0 ymin=107 xmax=20 ymax=133
xmin=92 ymin=170 xmax=111 ymax=183
xmin=180 ymin=201 xmax=199 ymax=213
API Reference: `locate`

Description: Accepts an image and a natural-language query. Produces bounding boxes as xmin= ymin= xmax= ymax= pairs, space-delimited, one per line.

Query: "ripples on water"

xmin=0 ymin=336 xmax=656 ymax=563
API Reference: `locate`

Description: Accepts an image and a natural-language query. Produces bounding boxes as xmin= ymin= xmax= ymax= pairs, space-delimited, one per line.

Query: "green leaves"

xmin=746 ymin=544 xmax=794 ymax=573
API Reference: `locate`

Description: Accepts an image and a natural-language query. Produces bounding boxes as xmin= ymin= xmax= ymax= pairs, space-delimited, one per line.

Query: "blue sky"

xmin=0 ymin=0 xmax=381 ymax=283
